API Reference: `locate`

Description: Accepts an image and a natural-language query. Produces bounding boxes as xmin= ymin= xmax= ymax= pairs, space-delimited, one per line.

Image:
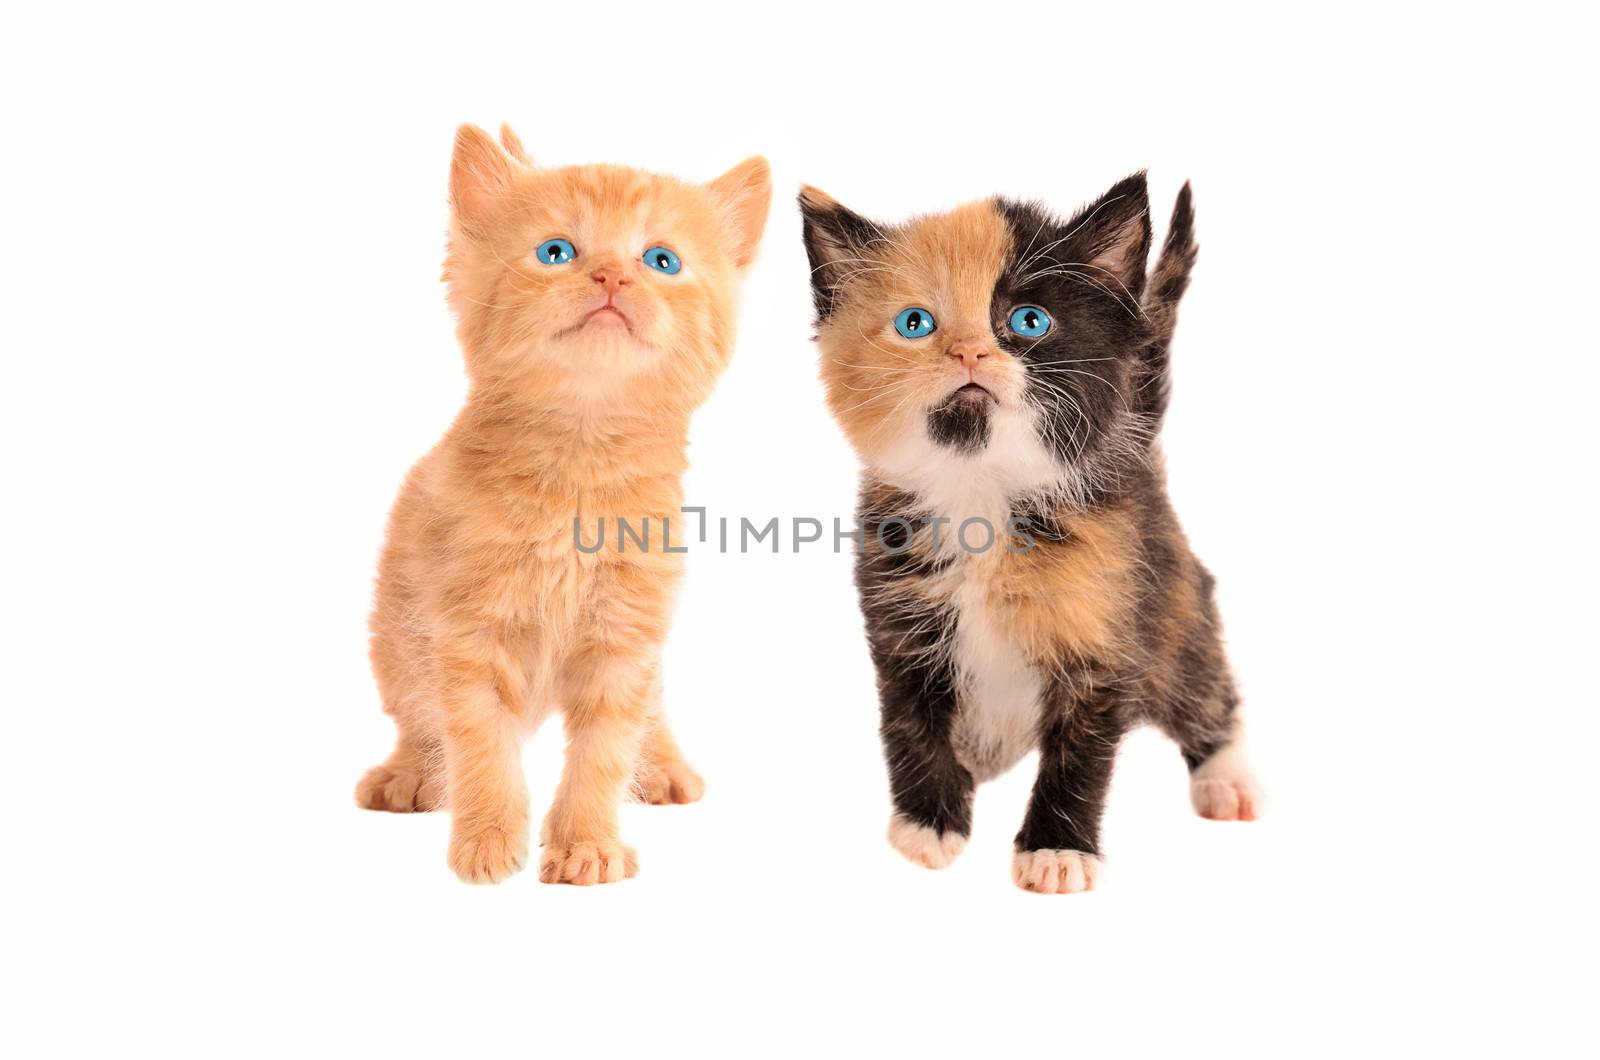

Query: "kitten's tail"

xmin=1137 ymin=182 xmax=1197 ymax=422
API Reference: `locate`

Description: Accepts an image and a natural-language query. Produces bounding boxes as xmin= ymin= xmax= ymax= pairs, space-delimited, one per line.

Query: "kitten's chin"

xmin=558 ymin=326 xmax=657 ymax=363
xmin=532 ymin=332 xmax=666 ymax=405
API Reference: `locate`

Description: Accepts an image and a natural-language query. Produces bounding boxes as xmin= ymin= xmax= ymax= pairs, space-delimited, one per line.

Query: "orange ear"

xmin=449 ymin=124 xmax=514 ymax=230
xmin=498 ymin=123 xmax=531 ymax=166
xmin=706 ymin=156 xmax=772 ymax=269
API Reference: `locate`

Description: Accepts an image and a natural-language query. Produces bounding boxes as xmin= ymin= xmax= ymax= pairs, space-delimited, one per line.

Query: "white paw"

xmin=1190 ymin=747 xmax=1264 ymax=821
xmin=887 ymin=814 xmax=968 ymax=869
xmin=1012 ymin=849 xmax=1101 ymax=894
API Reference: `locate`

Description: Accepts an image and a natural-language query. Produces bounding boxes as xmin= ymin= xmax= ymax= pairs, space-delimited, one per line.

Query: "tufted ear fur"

xmin=497 ymin=123 xmax=532 ymax=166
xmin=1062 ymin=172 xmax=1153 ymax=296
xmin=706 ymin=156 xmax=772 ymax=269
xmin=449 ymin=124 xmax=515 ymax=232
xmin=797 ymin=185 xmax=886 ymax=321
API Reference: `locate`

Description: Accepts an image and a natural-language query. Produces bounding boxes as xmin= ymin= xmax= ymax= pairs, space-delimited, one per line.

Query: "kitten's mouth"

xmin=583 ymin=305 xmax=631 ymax=329
xmin=954 ymin=382 xmax=995 ymax=401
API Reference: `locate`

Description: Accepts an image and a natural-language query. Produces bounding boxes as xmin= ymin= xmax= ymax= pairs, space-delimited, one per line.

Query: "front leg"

xmin=539 ymin=649 xmax=654 ymax=886
xmin=882 ymin=697 xmax=976 ymax=869
xmin=438 ymin=643 xmax=531 ymax=885
xmin=1013 ymin=681 xmax=1127 ymax=894
xmin=869 ymin=609 xmax=975 ymax=870
xmin=855 ymin=485 xmax=974 ymax=869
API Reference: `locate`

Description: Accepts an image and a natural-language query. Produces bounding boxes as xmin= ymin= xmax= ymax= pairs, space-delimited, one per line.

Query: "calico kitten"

xmin=800 ymin=173 xmax=1260 ymax=893
xmin=357 ymin=124 xmax=770 ymax=885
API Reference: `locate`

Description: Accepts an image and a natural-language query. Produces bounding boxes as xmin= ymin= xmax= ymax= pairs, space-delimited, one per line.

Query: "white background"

xmin=3 ymin=2 xmax=1595 ymax=1056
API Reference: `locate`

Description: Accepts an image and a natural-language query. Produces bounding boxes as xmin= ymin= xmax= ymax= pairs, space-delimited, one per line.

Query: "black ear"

xmin=1061 ymin=172 xmax=1153 ymax=300
xmin=798 ymin=186 xmax=885 ymax=321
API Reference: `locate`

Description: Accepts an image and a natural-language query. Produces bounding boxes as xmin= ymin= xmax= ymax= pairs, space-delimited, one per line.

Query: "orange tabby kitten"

xmin=356 ymin=124 xmax=770 ymax=885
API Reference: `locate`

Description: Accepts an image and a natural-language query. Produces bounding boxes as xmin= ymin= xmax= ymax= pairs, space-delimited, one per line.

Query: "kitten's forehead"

xmin=513 ymin=164 xmax=712 ymax=243
xmin=877 ymin=202 xmax=1011 ymax=316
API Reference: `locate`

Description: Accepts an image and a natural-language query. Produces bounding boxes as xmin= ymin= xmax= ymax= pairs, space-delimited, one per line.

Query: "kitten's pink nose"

xmin=591 ymin=266 xmax=631 ymax=289
xmin=947 ymin=340 xmax=991 ymax=372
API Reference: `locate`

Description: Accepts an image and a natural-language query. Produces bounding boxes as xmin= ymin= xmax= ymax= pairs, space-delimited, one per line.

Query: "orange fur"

xmin=990 ymin=504 xmax=1140 ymax=666
xmin=356 ymin=125 xmax=770 ymax=885
xmin=805 ymin=194 xmax=1136 ymax=666
xmin=803 ymin=193 xmax=1020 ymax=466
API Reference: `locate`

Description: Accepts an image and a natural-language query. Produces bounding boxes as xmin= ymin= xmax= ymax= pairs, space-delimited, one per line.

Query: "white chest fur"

xmin=947 ymin=561 xmax=1044 ymax=781
xmin=873 ymin=404 xmax=1059 ymax=783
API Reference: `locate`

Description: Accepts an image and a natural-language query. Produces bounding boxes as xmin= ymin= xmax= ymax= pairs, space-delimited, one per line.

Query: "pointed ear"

xmin=498 ymin=123 xmax=531 ymax=166
xmin=798 ymin=185 xmax=884 ymax=320
xmin=1065 ymin=172 xmax=1153 ymax=296
xmin=706 ymin=156 xmax=772 ymax=269
xmin=449 ymin=124 xmax=514 ymax=231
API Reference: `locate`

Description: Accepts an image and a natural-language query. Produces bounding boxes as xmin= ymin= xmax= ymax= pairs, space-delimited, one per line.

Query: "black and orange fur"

xmin=801 ymin=173 xmax=1260 ymax=893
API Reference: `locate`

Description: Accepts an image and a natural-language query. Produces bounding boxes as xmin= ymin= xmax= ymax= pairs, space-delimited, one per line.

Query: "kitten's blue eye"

xmin=894 ymin=307 xmax=937 ymax=339
xmin=1009 ymin=305 xmax=1051 ymax=337
xmin=643 ymin=246 xmax=682 ymax=274
xmin=536 ymin=238 xmax=576 ymax=265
